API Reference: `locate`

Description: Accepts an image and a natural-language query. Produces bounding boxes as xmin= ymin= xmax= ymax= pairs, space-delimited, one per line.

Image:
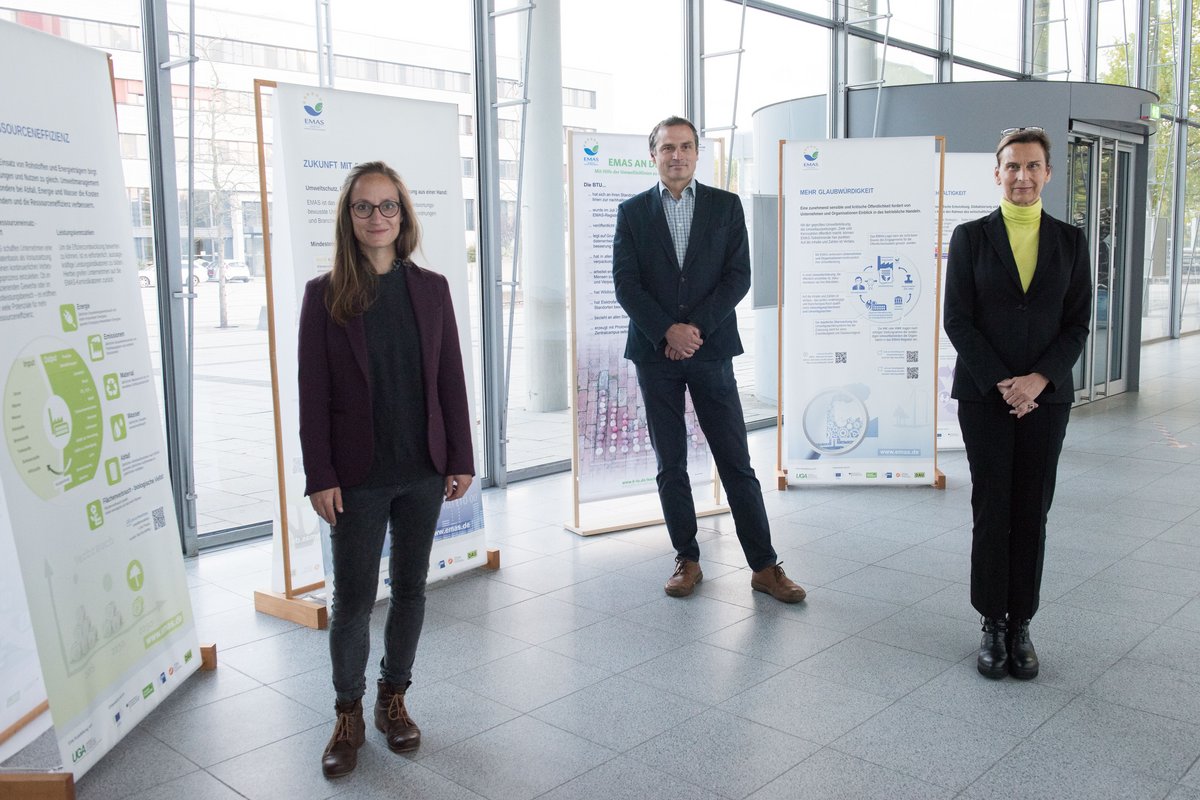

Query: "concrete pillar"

xmin=520 ymin=0 xmax=568 ymax=411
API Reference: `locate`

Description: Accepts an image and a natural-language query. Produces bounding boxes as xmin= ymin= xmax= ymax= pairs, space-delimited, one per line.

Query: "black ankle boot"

xmin=1007 ymin=618 xmax=1039 ymax=679
xmin=976 ymin=616 xmax=1008 ymax=679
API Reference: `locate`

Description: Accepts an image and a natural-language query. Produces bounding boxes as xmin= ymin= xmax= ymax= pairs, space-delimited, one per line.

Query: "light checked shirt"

xmin=658 ymin=178 xmax=696 ymax=269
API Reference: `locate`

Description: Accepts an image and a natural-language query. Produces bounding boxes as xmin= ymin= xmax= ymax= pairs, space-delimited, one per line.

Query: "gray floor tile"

xmin=619 ymin=593 xmax=757 ymax=639
xmin=797 ymin=531 xmax=911 ymax=564
xmin=540 ymin=616 xmax=690 ymax=673
xmin=1028 ymin=695 xmax=1200 ymax=781
xmin=1106 ymin=497 xmax=1200 ymax=524
xmin=700 ymin=612 xmax=848 ymax=667
xmin=271 ymin=665 xmax=339 ymax=715
xmin=536 ymin=755 xmax=725 ymax=800
xmin=766 ymin=587 xmax=902 ymax=634
xmin=152 ymin=662 xmax=262 ymax=717
xmin=206 ymin=724 xmax=355 ymax=800
xmin=1056 ymin=578 xmax=1191 ymax=623
xmin=900 ymin=662 xmax=1073 ymax=737
xmin=1041 ymin=544 xmax=1120 ymax=578
xmin=444 ymin=646 xmax=610 ymax=713
xmin=1087 ymin=658 xmax=1200 ymax=723
xmin=842 ymin=516 xmax=955 ymax=547
xmin=830 ymin=704 xmax=1020 ymax=791
xmin=330 ymin=761 xmax=487 ymax=800
xmin=1167 ymin=597 xmax=1200 ymax=632
xmin=220 ymin=626 xmax=331 ymax=684
xmin=473 ymin=595 xmax=609 ymax=645
xmin=195 ymin=603 xmax=301 ymax=649
xmin=426 ymin=575 xmax=538 ymax=620
xmin=826 ymin=564 xmax=952 ymax=605
xmin=121 ymin=769 xmax=246 ymax=800
xmin=1028 ymin=633 xmax=1126 ymax=692
xmin=872 ymin=545 xmax=972 ymax=583
xmin=748 ymin=749 xmax=956 ymax=800
xmin=1098 ymin=558 xmax=1200 ymax=598
xmin=484 ymin=553 xmax=606 ymax=595
xmin=721 ymin=669 xmax=891 ymax=745
xmin=793 ymin=635 xmax=954 ymax=699
xmin=530 ymin=675 xmax=708 ymax=752
xmin=140 ymin=685 xmax=328 ymax=767
xmin=420 ymin=716 xmax=614 ymax=800
xmin=545 ymin=571 xmax=664 ymax=615
xmin=74 ymin=729 xmax=200 ymax=800
xmin=627 ymin=708 xmax=819 ymax=799
xmin=911 ymin=584 xmax=979 ymax=623
xmin=1032 ymin=603 xmax=1158 ymax=657
xmin=616 ymin=551 xmax=738 ymax=586
xmin=410 ymin=621 xmax=529 ymax=683
xmin=859 ymin=609 xmax=978 ymax=661
xmin=693 ymin=566 xmax=795 ymax=610
xmin=622 ymin=641 xmax=784 ymax=704
xmin=1167 ymin=787 xmax=1200 ymax=800
xmin=551 ymin=537 xmax=665 ymax=571
xmin=960 ymin=740 xmax=1173 ymax=800
xmin=1127 ymin=625 xmax=1200 ymax=676
xmin=190 ymin=581 xmax=254 ymax=618
xmin=769 ymin=547 xmax=868 ymax=587
xmin=1132 ymin=540 xmax=1200 ymax=571
xmin=400 ymin=681 xmax=521 ymax=758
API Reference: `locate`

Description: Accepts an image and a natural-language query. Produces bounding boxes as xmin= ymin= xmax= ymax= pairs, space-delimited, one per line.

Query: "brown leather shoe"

xmin=751 ymin=563 xmax=807 ymax=603
xmin=321 ymin=698 xmax=365 ymax=778
xmin=665 ymin=557 xmax=703 ymax=597
xmin=375 ymin=679 xmax=421 ymax=753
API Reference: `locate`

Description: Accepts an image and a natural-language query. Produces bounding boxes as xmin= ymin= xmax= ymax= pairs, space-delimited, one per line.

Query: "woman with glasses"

xmin=298 ymin=161 xmax=474 ymax=777
xmin=943 ymin=128 xmax=1091 ymax=681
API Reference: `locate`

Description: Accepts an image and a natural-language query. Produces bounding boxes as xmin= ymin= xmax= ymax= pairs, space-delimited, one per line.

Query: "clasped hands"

xmin=997 ymin=373 xmax=1049 ymax=419
xmin=664 ymin=323 xmax=703 ymax=360
xmin=309 ymin=474 xmax=474 ymax=526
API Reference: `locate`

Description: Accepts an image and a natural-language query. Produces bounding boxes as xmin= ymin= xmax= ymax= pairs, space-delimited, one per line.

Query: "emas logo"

xmin=802 ymin=146 xmax=820 ymax=168
xmin=582 ymin=138 xmax=600 ymax=165
xmin=302 ymin=92 xmax=326 ymax=129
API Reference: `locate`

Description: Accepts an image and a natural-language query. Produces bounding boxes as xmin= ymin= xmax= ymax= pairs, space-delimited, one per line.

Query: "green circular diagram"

xmin=4 ymin=340 xmax=104 ymax=500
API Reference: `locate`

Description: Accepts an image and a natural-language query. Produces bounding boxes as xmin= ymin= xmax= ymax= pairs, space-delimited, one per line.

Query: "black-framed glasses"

xmin=1001 ymin=126 xmax=1045 ymax=136
xmin=350 ymin=200 xmax=401 ymax=219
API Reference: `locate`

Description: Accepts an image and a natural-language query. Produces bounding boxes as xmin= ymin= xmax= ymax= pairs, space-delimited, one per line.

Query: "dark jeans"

xmin=328 ymin=474 xmax=444 ymax=703
xmin=958 ymin=401 xmax=1070 ymax=621
xmin=635 ymin=357 xmax=777 ymax=572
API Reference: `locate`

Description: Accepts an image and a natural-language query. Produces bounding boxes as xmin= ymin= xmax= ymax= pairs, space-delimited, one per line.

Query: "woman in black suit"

xmin=943 ymin=128 xmax=1092 ymax=680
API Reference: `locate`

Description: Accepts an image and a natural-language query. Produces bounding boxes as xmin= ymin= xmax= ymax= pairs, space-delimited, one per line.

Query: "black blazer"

xmin=612 ymin=182 xmax=750 ymax=363
xmin=943 ymin=207 xmax=1092 ymax=405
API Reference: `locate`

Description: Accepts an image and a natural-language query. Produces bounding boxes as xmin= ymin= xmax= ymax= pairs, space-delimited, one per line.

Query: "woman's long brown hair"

xmin=326 ymin=161 xmax=422 ymax=325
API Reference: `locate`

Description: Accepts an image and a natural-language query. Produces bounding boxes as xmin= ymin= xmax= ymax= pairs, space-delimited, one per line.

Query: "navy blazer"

xmin=612 ymin=182 xmax=750 ymax=363
xmin=943 ymin=207 xmax=1092 ymax=405
xmin=297 ymin=264 xmax=474 ymax=496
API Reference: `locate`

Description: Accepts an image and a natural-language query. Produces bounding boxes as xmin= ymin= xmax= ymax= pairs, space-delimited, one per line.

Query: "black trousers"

xmin=635 ymin=357 xmax=777 ymax=572
xmin=958 ymin=401 xmax=1070 ymax=620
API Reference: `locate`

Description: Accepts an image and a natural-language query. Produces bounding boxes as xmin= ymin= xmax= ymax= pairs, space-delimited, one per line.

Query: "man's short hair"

xmin=649 ymin=116 xmax=699 ymax=153
xmin=995 ymin=128 xmax=1053 ymax=168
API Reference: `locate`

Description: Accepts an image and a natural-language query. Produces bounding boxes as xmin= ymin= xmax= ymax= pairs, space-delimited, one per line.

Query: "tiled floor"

xmin=45 ymin=337 xmax=1200 ymax=797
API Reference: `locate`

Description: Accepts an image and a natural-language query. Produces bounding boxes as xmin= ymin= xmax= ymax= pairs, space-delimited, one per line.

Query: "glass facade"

xmin=4 ymin=0 xmax=1197 ymax=549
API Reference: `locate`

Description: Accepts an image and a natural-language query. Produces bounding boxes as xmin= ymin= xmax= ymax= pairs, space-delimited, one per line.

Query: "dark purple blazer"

xmin=297 ymin=263 xmax=475 ymax=497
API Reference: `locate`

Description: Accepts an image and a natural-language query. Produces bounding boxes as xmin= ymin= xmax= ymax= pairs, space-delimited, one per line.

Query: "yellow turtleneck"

xmin=1000 ymin=198 xmax=1041 ymax=291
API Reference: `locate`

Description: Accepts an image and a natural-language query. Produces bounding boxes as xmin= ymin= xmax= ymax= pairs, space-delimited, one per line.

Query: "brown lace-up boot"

xmin=321 ymin=697 xmax=365 ymax=778
xmin=375 ymin=679 xmax=421 ymax=753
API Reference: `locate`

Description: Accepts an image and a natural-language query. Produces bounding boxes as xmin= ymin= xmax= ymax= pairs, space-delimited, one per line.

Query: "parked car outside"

xmin=214 ymin=261 xmax=253 ymax=283
xmin=137 ymin=263 xmax=204 ymax=288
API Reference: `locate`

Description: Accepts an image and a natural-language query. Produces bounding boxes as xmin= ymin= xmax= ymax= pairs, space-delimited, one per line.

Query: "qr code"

xmin=835 ymin=351 xmax=847 ymax=364
xmin=907 ymin=367 xmax=919 ymax=379
xmin=152 ymin=507 xmax=166 ymax=530
xmin=906 ymin=350 xmax=918 ymax=362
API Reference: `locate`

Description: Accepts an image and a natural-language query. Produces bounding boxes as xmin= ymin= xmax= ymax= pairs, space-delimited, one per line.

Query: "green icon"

xmin=126 ymin=560 xmax=144 ymax=591
xmin=60 ymin=304 xmax=78 ymax=332
xmin=46 ymin=405 xmax=69 ymax=438
xmin=142 ymin=682 xmax=154 ymax=699
xmin=103 ymin=373 xmax=120 ymax=400
xmin=110 ymin=414 xmax=127 ymax=441
xmin=104 ymin=457 xmax=121 ymax=485
xmin=87 ymin=335 xmax=104 ymax=361
xmin=86 ymin=500 xmax=104 ymax=530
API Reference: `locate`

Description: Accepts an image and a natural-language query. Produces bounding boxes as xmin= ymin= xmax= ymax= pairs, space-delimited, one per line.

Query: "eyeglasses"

xmin=350 ymin=200 xmax=401 ymax=219
xmin=1001 ymin=126 xmax=1045 ymax=136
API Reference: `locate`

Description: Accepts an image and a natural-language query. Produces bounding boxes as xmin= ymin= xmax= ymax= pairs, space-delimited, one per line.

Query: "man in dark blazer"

xmin=943 ymin=127 xmax=1091 ymax=680
xmin=612 ymin=115 xmax=804 ymax=603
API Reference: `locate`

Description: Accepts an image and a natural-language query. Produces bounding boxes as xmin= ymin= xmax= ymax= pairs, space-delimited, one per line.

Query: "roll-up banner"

xmin=0 ymin=21 xmax=199 ymax=776
xmin=936 ymin=153 xmax=999 ymax=450
xmin=782 ymin=137 xmax=942 ymax=485
xmin=266 ymin=83 xmax=485 ymax=599
xmin=567 ymin=131 xmax=721 ymax=521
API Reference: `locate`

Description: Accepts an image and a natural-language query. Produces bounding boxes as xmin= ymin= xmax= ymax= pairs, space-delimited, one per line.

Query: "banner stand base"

xmin=482 ymin=548 xmax=501 ymax=570
xmin=934 ymin=469 xmax=946 ymax=490
xmin=0 ymin=772 xmax=74 ymax=800
xmin=254 ymin=590 xmax=328 ymax=630
xmin=776 ymin=470 xmax=788 ymax=491
xmin=200 ymin=643 xmax=218 ymax=671
xmin=566 ymin=504 xmax=729 ymax=537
